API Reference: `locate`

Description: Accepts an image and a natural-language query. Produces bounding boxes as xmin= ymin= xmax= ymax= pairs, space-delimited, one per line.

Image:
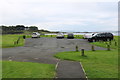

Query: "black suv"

xmin=67 ymin=33 xmax=74 ymax=39
xmin=88 ymin=33 xmax=113 ymax=42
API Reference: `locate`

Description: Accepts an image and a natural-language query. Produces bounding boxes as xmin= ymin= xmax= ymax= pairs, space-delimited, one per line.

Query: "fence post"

xmin=91 ymin=45 xmax=95 ymax=51
xmin=16 ymin=37 xmax=20 ymax=44
xmin=76 ymin=45 xmax=79 ymax=52
xmin=115 ymin=41 xmax=117 ymax=46
xmin=81 ymin=49 xmax=84 ymax=56
xmin=107 ymin=44 xmax=110 ymax=51
xmin=14 ymin=41 xmax=17 ymax=45
xmin=109 ymin=41 xmax=111 ymax=45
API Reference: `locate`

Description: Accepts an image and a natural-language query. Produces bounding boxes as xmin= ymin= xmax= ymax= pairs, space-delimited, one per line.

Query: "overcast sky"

xmin=0 ymin=0 xmax=118 ymax=32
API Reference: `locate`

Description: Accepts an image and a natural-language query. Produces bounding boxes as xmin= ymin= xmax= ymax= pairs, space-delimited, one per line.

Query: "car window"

xmin=33 ymin=33 xmax=36 ymax=35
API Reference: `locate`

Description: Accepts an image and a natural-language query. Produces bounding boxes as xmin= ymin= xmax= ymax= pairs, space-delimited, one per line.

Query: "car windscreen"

xmin=68 ymin=34 xmax=73 ymax=36
xmin=32 ymin=33 xmax=37 ymax=35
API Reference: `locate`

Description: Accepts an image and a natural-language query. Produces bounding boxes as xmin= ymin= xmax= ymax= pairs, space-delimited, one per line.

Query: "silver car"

xmin=56 ymin=33 xmax=64 ymax=39
xmin=32 ymin=32 xmax=40 ymax=38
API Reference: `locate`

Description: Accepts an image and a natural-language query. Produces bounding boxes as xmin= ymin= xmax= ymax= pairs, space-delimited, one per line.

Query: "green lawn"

xmin=54 ymin=36 xmax=119 ymax=78
xmin=1 ymin=35 xmax=25 ymax=48
xmin=54 ymin=50 xmax=118 ymax=78
xmin=2 ymin=61 xmax=55 ymax=78
xmin=91 ymin=36 xmax=119 ymax=49
xmin=41 ymin=35 xmax=57 ymax=38
xmin=1 ymin=34 xmax=32 ymax=48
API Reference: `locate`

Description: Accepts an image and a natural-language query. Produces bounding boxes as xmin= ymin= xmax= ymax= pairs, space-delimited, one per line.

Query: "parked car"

xmin=56 ymin=33 xmax=64 ymax=39
xmin=32 ymin=32 xmax=40 ymax=38
xmin=83 ymin=33 xmax=94 ymax=39
xmin=67 ymin=33 xmax=74 ymax=39
xmin=88 ymin=32 xmax=114 ymax=42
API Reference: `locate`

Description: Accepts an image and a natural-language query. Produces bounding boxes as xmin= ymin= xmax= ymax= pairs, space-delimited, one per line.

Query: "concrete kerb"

xmin=55 ymin=59 xmax=60 ymax=78
xmin=80 ymin=62 xmax=88 ymax=79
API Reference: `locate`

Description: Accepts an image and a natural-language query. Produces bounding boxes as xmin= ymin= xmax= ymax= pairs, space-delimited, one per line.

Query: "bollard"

xmin=81 ymin=49 xmax=84 ymax=56
xmin=14 ymin=41 xmax=17 ymax=45
xmin=23 ymin=35 xmax=26 ymax=39
xmin=109 ymin=41 xmax=111 ymax=45
xmin=115 ymin=41 xmax=117 ymax=46
xmin=91 ymin=45 xmax=95 ymax=51
xmin=16 ymin=37 xmax=20 ymax=44
xmin=76 ymin=45 xmax=79 ymax=52
xmin=107 ymin=44 xmax=110 ymax=51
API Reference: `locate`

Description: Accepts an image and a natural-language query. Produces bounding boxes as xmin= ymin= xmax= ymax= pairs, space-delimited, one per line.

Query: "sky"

xmin=0 ymin=0 xmax=118 ymax=32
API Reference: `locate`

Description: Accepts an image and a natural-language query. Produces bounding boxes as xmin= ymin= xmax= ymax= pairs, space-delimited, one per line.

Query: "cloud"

xmin=0 ymin=0 xmax=118 ymax=31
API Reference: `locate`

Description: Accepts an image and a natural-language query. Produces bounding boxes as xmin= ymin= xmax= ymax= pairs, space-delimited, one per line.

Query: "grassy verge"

xmin=41 ymin=35 xmax=57 ymax=38
xmin=54 ymin=36 xmax=118 ymax=78
xmin=64 ymin=35 xmax=83 ymax=39
xmin=54 ymin=50 xmax=118 ymax=78
xmin=2 ymin=61 xmax=55 ymax=78
xmin=41 ymin=35 xmax=83 ymax=39
xmin=1 ymin=35 xmax=25 ymax=48
xmin=1 ymin=34 xmax=31 ymax=48
xmin=91 ymin=36 xmax=119 ymax=49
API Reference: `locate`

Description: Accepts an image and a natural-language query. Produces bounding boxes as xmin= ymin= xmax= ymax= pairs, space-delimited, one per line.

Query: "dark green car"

xmin=67 ymin=33 xmax=74 ymax=39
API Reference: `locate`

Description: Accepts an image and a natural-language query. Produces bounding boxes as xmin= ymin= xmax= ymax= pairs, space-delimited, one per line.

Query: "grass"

xmin=91 ymin=36 xmax=119 ymax=49
xmin=1 ymin=34 xmax=32 ymax=48
xmin=54 ymin=50 xmax=118 ymax=78
xmin=65 ymin=35 xmax=83 ymax=39
xmin=54 ymin=36 xmax=119 ymax=78
xmin=40 ymin=35 xmax=56 ymax=38
xmin=41 ymin=35 xmax=83 ymax=39
xmin=1 ymin=35 xmax=25 ymax=48
xmin=2 ymin=61 xmax=55 ymax=78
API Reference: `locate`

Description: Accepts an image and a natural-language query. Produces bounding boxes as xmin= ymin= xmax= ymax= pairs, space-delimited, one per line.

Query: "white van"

xmin=32 ymin=32 xmax=40 ymax=38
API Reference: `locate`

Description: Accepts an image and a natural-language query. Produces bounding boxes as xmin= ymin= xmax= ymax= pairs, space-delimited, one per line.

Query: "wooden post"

xmin=81 ymin=49 xmax=84 ymax=56
xmin=115 ymin=41 xmax=117 ymax=46
xmin=23 ymin=35 xmax=26 ymax=39
xmin=14 ymin=41 xmax=16 ymax=45
xmin=91 ymin=45 xmax=95 ymax=51
xmin=76 ymin=45 xmax=79 ymax=52
xmin=16 ymin=37 xmax=20 ymax=44
xmin=107 ymin=44 xmax=110 ymax=51
xmin=109 ymin=41 xmax=111 ymax=45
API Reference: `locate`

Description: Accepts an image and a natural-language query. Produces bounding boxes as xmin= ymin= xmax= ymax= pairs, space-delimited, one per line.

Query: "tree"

xmin=29 ymin=26 xmax=38 ymax=31
xmin=16 ymin=25 xmax=25 ymax=30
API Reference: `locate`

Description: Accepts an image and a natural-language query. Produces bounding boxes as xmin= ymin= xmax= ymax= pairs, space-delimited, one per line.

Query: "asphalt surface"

xmin=56 ymin=60 xmax=86 ymax=78
xmin=2 ymin=37 xmax=106 ymax=78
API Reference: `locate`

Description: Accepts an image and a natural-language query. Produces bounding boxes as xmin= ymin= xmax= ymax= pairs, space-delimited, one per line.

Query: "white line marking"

xmin=80 ymin=62 xmax=88 ymax=79
xmin=55 ymin=60 xmax=60 ymax=78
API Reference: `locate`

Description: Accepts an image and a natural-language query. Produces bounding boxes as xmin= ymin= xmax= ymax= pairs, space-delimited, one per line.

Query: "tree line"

xmin=0 ymin=25 xmax=38 ymax=31
xmin=0 ymin=25 xmax=38 ymax=34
